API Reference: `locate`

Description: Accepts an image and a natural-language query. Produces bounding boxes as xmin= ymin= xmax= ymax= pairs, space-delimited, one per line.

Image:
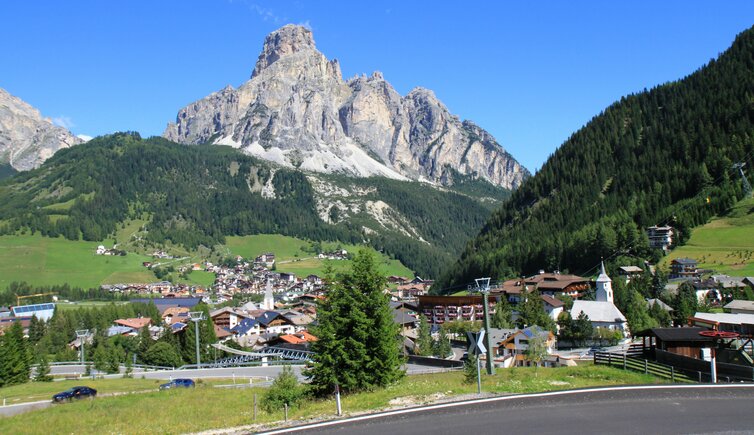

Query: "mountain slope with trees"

xmin=0 ymin=133 xmax=508 ymax=278
xmin=437 ymin=25 xmax=754 ymax=291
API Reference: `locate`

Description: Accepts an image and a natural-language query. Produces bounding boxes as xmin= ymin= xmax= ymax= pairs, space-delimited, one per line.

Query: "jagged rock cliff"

xmin=0 ymin=88 xmax=82 ymax=171
xmin=165 ymin=25 xmax=528 ymax=189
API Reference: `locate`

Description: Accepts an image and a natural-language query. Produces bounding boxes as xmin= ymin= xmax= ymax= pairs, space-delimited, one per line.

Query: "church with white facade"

xmin=570 ymin=262 xmax=629 ymax=337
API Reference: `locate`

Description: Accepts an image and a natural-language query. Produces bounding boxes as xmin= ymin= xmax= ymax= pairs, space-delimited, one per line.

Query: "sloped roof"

xmin=724 ymin=300 xmax=754 ymax=311
xmin=541 ymin=295 xmax=564 ymax=308
xmin=693 ymin=311 xmax=754 ymax=326
xmin=650 ymin=327 xmax=712 ymax=343
xmin=571 ymin=301 xmax=626 ymax=323
xmin=115 ymin=317 xmax=152 ymax=329
xmin=231 ymin=318 xmax=260 ymax=335
xmin=647 ymin=298 xmax=674 ymax=312
xmin=107 ymin=325 xmax=134 ymax=336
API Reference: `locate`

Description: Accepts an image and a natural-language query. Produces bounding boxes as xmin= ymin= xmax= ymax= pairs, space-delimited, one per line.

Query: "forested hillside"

xmin=437 ymin=26 xmax=754 ymax=291
xmin=0 ymin=133 xmax=507 ymax=278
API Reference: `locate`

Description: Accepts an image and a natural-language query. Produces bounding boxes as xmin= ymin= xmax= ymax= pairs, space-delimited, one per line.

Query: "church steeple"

xmin=596 ymin=261 xmax=613 ymax=303
xmin=263 ymin=279 xmax=275 ymax=310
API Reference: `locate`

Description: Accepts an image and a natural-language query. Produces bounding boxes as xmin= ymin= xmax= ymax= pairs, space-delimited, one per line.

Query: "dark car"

xmin=52 ymin=386 xmax=97 ymax=402
xmin=159 ymin=378 xmax=195 ymax=390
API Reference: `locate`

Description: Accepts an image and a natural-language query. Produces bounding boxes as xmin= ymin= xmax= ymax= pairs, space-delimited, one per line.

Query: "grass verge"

xmin=0 ymin=366 xmax=664 ymax=434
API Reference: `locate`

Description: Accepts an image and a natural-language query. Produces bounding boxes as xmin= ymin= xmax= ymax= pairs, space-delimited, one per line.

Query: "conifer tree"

xmin=415 ymin=314 xmax=434 ymax=356
xmin=34 ymin=354 xmax=53 ymax=382
xmin=0 ymin=322 xmax=32 ymax=386
xmin=307 ymin=250 xmax=403 ymax=396
xmin=491 ymin=297 xmax=514 ymax=329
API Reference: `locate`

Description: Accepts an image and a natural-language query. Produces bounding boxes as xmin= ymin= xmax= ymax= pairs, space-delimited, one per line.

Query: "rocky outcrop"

xmin=165 ymin=24 xmax=529 ymax=189
xmin=0 ymin=88 xmax=82 ymax=171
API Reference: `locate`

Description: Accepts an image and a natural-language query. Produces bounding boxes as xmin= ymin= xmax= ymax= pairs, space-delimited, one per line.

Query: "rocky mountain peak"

xmin=165 ymin=25 xmax=529 ymax=190
xmin=0 ymin=87 xmax=82 ymax=171
xmin=251 ymin=24 xmax=316 ymax=78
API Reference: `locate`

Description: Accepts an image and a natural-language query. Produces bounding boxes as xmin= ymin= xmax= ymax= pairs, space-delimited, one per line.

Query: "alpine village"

xmin=2 ymin=13 xmax=754 ymax=435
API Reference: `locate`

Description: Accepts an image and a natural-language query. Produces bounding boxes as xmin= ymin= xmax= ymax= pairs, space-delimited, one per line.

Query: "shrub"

xmin=263 ymin=366 xmax=304 ymax=413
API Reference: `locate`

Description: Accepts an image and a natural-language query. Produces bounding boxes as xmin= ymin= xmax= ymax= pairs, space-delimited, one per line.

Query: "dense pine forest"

xmin=437 ymin=26 xmax=754 ymax=291
xmin=0 ymin=133 xmax=507 ymax=278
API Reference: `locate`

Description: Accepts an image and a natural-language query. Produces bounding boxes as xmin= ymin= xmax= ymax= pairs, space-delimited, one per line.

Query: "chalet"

xmin=395 ymin=283 xmax=426 ymax=299
xmin=146 ymin=281 xmax=173 ymax=294
xmin=255 ymin=311 xmax=296 ymax=335
xmin=130 ymin=297 xmax=201 ymax=314
xmin=388 ymin=276 xmax=409 ymax=285
xmin=230 ymin=318 xmax=262 ymax=345
xmin=618 ymin=266 xmax=644 ymax=284
xmin=255 ymin=253 xmax=275 ymax=268
xmin=670 ymin=258 xmax=699 ymax=279
xmin=540 ymin=295 xmax=565 ymax=324
xmin=210 ymin=307 xmax=252 ymax=330
xmin=647 ymin=225 xmax=674 ymax=251
xmin=162 ymin=307 xmax=189 ymax=325
xmin=499 ymin=271 xmax=591 ymax=299
xmin=107 ymin=325 xmax=136 ymax=337
xmin=417 ymin=295 xmax=497 ymax=324
xmin=493 ymin=326 xmax=557 ymax=368
xmin=214 ymin=324 xmax=234 ymax=341
xmin=114 ymin=317 xmax=151 ymax=330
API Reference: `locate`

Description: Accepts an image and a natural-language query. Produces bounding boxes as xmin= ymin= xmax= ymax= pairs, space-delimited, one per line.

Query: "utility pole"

xmin=476 ymin=278 xmax=495 ymax=375
xmin=189 ymin=311 xmax=205 ymax=368
xmin=75 ymin=329 xmax=89 ymax=364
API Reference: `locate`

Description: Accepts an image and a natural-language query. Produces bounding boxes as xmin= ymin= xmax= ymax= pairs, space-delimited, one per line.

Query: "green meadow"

xmin=226 ymin=234 xmax=414 ymax=278
xmin=0 ymin=234 xmax=155 ymax=289
xmin=662 ymin=197 xmax=754 ymax=276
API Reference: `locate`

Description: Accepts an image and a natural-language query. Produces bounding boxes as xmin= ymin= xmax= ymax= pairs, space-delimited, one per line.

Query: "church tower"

xmin=595 ymin=261 xmax=613 ymax=303
xmin=263 ymin=279 xmax=275 ymax=310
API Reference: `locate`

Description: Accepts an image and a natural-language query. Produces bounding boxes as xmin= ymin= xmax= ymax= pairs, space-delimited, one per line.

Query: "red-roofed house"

xmin=114 ymin=317 xmax=152 ymax=330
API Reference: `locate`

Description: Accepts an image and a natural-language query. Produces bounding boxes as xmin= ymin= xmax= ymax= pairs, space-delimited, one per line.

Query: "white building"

xmin=570 ymin=262 xmax=629 ymax=336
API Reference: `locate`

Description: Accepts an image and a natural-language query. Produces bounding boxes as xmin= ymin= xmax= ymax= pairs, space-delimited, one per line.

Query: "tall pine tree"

xmin=307 ymin=250 xmax=403 ymax=396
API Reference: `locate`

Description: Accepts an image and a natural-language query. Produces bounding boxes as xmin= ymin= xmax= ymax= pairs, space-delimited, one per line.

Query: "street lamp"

xmin=475 ymin=278 xmax=495 ymax=375
xmin=75 ymin=329 xmax=89 ymax=364
xmin=188 ymin=311 xmax=205 ymax=368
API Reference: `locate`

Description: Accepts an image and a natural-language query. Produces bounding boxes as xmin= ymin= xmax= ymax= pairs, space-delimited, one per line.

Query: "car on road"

xmin=159 ymin=378 xmax=195 ymax=390
xmin=52 ymin=386 xmax=97 ymax=402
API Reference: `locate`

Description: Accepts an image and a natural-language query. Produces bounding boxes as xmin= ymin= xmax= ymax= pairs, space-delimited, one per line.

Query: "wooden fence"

xmin=594 ymin=351 xmax=695 ymax=383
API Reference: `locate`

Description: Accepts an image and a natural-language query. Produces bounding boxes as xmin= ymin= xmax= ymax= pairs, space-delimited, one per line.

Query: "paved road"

xmin=267 ymin=385 xmax=754 ymax=435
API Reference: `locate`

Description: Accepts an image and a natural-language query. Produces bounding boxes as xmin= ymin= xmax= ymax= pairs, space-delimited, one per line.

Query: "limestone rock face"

xmin=0 ymin=88 xmax=82 ymax=171
xmin=165 ymin=24 xmax=529 ymax=189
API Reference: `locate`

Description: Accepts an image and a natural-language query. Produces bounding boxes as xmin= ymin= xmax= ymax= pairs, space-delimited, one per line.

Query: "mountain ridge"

xmin=436 ymin=25 xmax=754 ymax=291
xmin=0 ymin=88 xmax=82 ymax=171
xmin=164 ymin=24 xmax=528 ymax=189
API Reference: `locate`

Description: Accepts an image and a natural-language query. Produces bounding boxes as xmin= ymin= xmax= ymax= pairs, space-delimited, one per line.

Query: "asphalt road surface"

xmin=268 ymin=385 xmax=754 ymax=435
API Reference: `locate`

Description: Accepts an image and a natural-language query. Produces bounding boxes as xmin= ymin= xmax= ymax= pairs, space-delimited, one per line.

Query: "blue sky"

xmin=1 ymin=1 xmax=753 ymax=172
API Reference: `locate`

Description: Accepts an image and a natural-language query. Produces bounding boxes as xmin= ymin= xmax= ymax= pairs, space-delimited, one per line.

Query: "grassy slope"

xmin=226 ymin=234 xmax=414 ymax=278
xmin=0 ymin=366 xmax=662 ymax=434
xmin=661 ymin=197 xmax=754 ymax=276
xmin=0 ymin=234 xmax=155 ymax=289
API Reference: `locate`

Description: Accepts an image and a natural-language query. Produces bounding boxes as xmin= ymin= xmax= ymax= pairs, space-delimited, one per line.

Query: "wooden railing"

xmin=594 ymin=351 xmax=695 ymax=383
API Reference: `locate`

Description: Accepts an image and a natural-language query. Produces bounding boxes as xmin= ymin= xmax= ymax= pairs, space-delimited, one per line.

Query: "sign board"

xmin=466 ymin=330 xmax=487 ymax=356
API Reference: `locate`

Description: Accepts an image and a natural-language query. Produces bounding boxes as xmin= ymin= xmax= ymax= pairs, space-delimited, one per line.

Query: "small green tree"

xmin=143 ymin=342 xmax=183 ymax=368
xmin=572 ymin=311 xmax=594 ymax=346
xmin=490 ymin=297 xmax=514 ymax=329
xmin=525 ymin=333 xmax=549 ymax=376
xmin=463 ymin=353 xmax=478 ymax=384
xmin=123 ymin=355 xmax=133 ymax=378
xmin=432 ymin=334 xmax=452 ymax=359
xmin=415 ymin=314 xmax=433 ymax=356
xmin=34 ymin=354 xmax=53 ymax=382
xmin=263 ymin=365 xmax=304 ymax=412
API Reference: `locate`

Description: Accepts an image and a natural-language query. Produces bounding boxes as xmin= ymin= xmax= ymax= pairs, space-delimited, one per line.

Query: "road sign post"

xmin=467 ymin=329 xmax=488 ymax=394
xmin=476 ymin=278 xmax=495 ymax=375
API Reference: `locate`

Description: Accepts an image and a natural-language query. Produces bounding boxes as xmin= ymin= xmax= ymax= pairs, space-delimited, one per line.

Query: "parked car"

xmin=159 ymin=378 xmax=195 ymax=390
xmin=52 ymin=386 xmax=97 ymax=403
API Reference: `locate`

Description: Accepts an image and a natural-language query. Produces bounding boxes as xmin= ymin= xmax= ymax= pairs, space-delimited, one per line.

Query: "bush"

xmin=463 ymin=354 xmax=478 ymax=385
xmin=263 ymin=366 xmax=304 ymax=413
